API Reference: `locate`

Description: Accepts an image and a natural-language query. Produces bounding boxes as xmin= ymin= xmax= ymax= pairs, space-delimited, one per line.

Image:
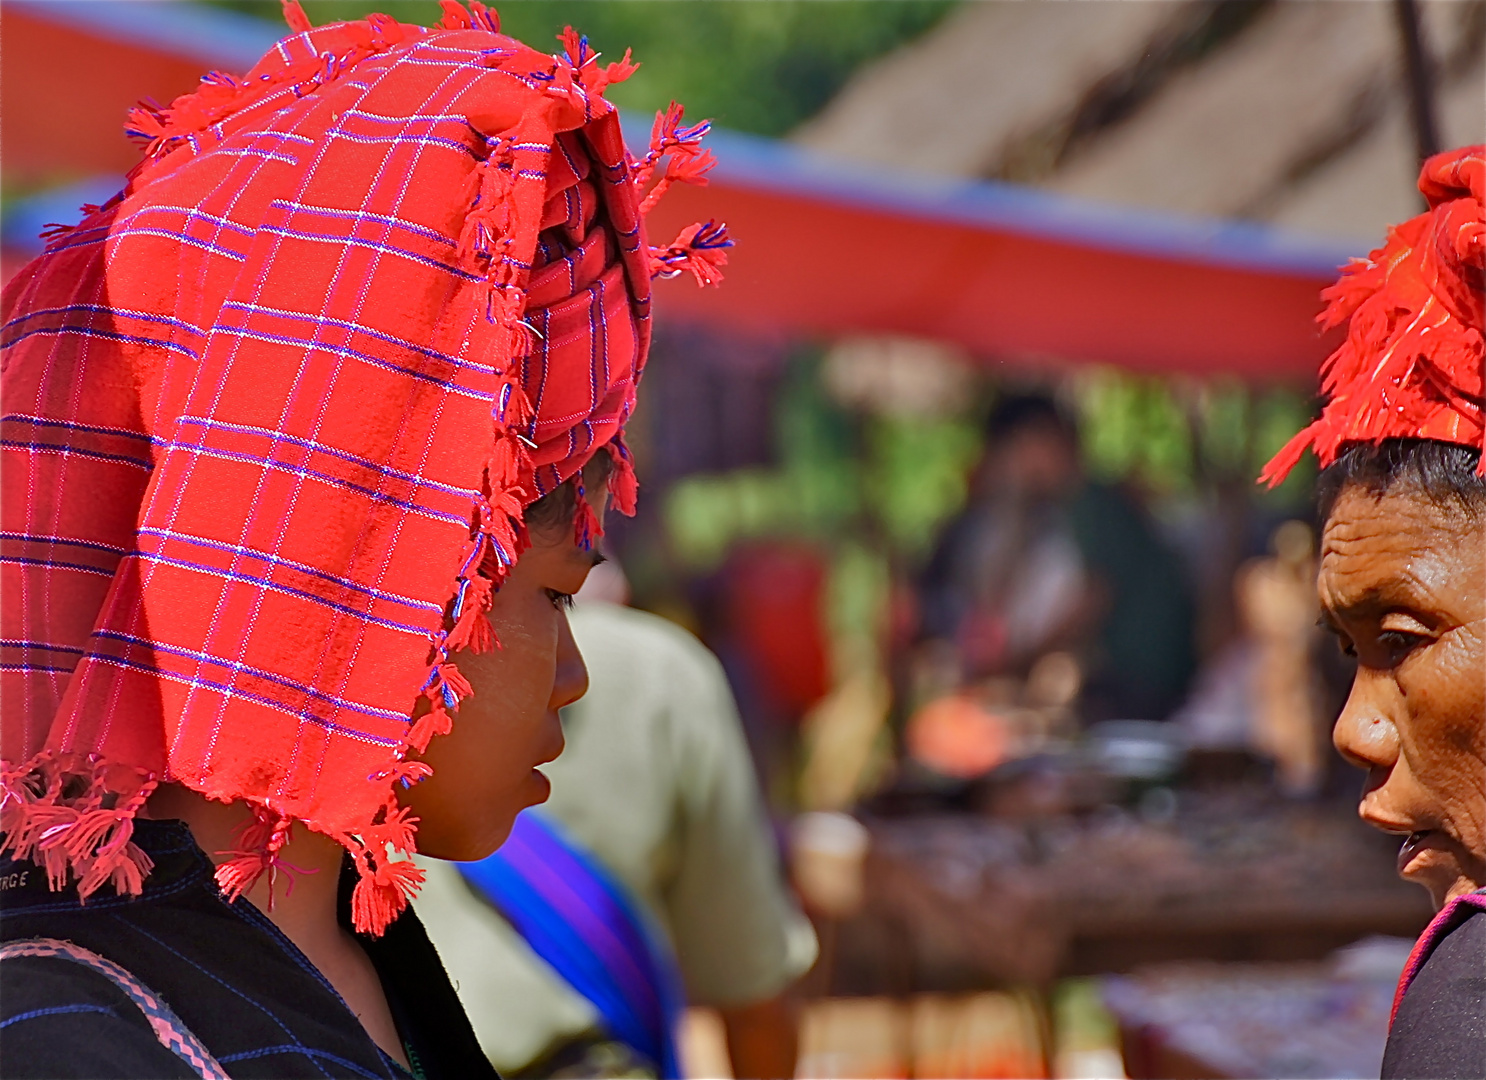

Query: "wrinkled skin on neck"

xmin=1321 ymin=484 xmax=1486 ymax=909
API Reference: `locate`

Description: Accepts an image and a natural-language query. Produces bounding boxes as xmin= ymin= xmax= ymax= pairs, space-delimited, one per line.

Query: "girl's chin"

xmin=526 ymin=767 xmax=552 ymax=806
xmin=405 ymin=770 xmax=554 ymax=862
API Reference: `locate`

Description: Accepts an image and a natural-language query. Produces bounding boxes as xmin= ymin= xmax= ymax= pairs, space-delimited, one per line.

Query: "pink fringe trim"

xmin=0 ymin=752 xmax=156 ymax=900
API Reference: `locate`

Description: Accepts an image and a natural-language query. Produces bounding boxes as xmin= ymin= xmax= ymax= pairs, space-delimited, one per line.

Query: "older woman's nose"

xmin=550 ymin=613 xmax=589 ymax=712
xmin=1333 ymin=670 xmax=1402 ymax=772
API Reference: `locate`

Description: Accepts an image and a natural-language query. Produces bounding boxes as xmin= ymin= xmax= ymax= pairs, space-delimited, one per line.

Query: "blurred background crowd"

xmin=4 ymin=1 xmax=1482 ymax=1077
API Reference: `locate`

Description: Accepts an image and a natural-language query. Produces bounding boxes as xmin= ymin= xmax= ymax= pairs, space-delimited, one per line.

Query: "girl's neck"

xmin=143 ymin=785 xmax=410 ymax=1069
xmin=146 ymin=784 xmax=343 ymax=932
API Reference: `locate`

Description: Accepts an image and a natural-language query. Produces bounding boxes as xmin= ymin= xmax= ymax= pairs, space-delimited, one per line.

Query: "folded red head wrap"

xmin=0 ymin=1 xmax=729 ymax=933
xmin=1262 ymin=145 xmax=1485 ymax=485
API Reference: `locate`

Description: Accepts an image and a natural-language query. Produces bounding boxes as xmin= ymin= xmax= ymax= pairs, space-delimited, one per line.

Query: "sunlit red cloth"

xmin=1262 ymin=145 xmax=1484 ymax=485
xmin=0 ymin=2 xmax=726 ymax=933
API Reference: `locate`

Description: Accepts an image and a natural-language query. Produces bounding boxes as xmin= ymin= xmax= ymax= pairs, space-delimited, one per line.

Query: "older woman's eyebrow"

xmin=1325 ymin=583 xmax=1440 ymax=626
xmin=1326 ymin=593 xmax=1376 ymax=616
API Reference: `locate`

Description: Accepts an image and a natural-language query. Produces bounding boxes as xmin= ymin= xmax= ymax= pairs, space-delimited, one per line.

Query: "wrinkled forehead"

xmin=1319 ymin=484 xmax=1485 ymax=619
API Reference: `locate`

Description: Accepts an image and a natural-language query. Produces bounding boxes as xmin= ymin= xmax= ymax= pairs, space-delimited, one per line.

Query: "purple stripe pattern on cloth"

xmin=458 ymin=811 xmax=685 ymax=1078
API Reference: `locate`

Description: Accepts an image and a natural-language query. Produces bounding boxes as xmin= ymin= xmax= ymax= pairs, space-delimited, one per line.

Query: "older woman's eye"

xmin=544 ymin=589 xmax=575 ymax=612
xmin=1377 ymin=630 xmax=1426 ymax=663
xmin=1321 ymin=620 xmax=1356 ymax=658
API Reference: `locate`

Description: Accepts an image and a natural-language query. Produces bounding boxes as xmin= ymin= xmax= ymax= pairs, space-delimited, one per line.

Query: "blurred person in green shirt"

xmin=919 ymin=393 xmax=1196 ymax=723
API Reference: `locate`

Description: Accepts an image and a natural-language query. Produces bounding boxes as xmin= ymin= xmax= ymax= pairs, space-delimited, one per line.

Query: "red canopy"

xmin=2 ymin=1 xmax=276 ymax=187
xmin=4 ymin=1 xmax=1358 ymax=377
xmin=639 ymin=127 xmax=1354 ymax=378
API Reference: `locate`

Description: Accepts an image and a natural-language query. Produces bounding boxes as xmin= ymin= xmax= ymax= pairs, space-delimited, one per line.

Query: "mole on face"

xmin=1320 ymin=484 xmax=1486 ymax=909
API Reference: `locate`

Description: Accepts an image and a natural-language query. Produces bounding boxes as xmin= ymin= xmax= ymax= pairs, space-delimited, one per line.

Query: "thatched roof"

xmin=1267 ymin=50 xmax=1485 ymax=240
xmin=796 ymin=0 xmax=1485 ymax=244
xmin=793 ymin=1 xmax=1181 ymax=178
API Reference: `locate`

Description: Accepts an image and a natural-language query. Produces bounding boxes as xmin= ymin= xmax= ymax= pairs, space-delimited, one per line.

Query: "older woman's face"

xmin=1322 ymin=484 xmax=1485 ymax=909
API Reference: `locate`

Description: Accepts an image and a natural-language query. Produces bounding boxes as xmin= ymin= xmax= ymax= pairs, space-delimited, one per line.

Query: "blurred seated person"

xmin=919 ymin=393 xmax=1195 ymax=724
xmin=1259 ymin=145 xmax=1484 ymax=1079
xmin=416 ymin=562 xmax=817 ymax=1079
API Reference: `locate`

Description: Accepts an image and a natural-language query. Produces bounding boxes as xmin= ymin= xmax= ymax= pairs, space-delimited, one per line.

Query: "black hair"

xmin=523 ymin=448 xmax=616 ymax=533
xmin=984 ymin=392 xmax=1077 ymax=446
xmin=1317 ymin=438 xmax=1486 ymax=521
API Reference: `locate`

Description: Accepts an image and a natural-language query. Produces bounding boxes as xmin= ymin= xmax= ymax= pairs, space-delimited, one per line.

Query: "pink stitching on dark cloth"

xmin=1390 ymin=892 xmax=1486 ymax=1028
xmin=0 ymin=936 xmax=229 ymax=1078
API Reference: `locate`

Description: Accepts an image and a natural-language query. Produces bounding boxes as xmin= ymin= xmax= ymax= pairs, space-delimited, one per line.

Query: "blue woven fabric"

xmin=458 ymin=813 xmax=685 ymax=1078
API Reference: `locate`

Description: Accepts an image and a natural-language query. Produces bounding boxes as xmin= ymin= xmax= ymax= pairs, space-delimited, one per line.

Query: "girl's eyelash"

xmin=546 ymin=589 xmax=575 ymax=611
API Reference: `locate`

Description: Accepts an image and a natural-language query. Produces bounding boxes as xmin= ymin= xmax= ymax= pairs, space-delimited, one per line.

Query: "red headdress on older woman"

xmin=0 ymin=1 xmax=728 ymax=933
xmin=1262 ymin=145 xmax=1484 ymax=485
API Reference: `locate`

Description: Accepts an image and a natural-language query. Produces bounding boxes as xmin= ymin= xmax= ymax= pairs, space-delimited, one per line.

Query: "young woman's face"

xmin=403 ymin=486 xmax=605 ymax=861
xmin=1322 ymin=484 xmax=1486 ymax=909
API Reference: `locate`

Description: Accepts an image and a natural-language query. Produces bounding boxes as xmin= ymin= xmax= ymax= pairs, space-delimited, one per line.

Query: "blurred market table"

xmin=845 ymin=793 xmax=1433 ymax=992
xmin=1101 ymin=938 xmax=1411 ymax=1080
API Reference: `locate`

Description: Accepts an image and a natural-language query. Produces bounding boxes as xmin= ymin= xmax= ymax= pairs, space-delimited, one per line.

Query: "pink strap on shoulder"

xmin=0 ymin=937 xmax=229 ymax=1079
xmin=1390 ymin=892 xmax=1486 ymax=1027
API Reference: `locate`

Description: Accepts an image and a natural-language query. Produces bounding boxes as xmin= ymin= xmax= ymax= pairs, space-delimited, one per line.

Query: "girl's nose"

xmin=550 ymin=612 xmax=589 ymax=711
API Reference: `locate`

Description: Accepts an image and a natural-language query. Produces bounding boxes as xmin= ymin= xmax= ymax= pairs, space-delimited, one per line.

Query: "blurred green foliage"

xmin=1078 ymin=370 xmax=1193 ymax=493
xmin=664 ymin=351 xmax=978 ymax=570
xmin=1075 ymin=367 xmax=1315 ymax=505
xmin=207 ymin=0 xmax=956 ymax=136
xmin=863 ymin=414 xmax=980 ymax=553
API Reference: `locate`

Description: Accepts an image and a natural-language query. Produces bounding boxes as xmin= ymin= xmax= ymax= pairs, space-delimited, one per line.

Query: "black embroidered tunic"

xmin=1383 ymin=907 xmax=1486 ymax=1080
xmin=0 ymin=819 xmax=499 ymax=1079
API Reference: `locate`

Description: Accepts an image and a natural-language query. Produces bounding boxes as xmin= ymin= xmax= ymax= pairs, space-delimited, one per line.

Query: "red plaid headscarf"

xmin=0 ymin=1 xmax=727 ymax=933
xmin=1262 ymin=145 xmax=1484 ymax=485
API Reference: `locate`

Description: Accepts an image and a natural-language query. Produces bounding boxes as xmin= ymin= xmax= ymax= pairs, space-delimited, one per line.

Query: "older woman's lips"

xmin=1397 ymin=830 xmax=1438 ymax=875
